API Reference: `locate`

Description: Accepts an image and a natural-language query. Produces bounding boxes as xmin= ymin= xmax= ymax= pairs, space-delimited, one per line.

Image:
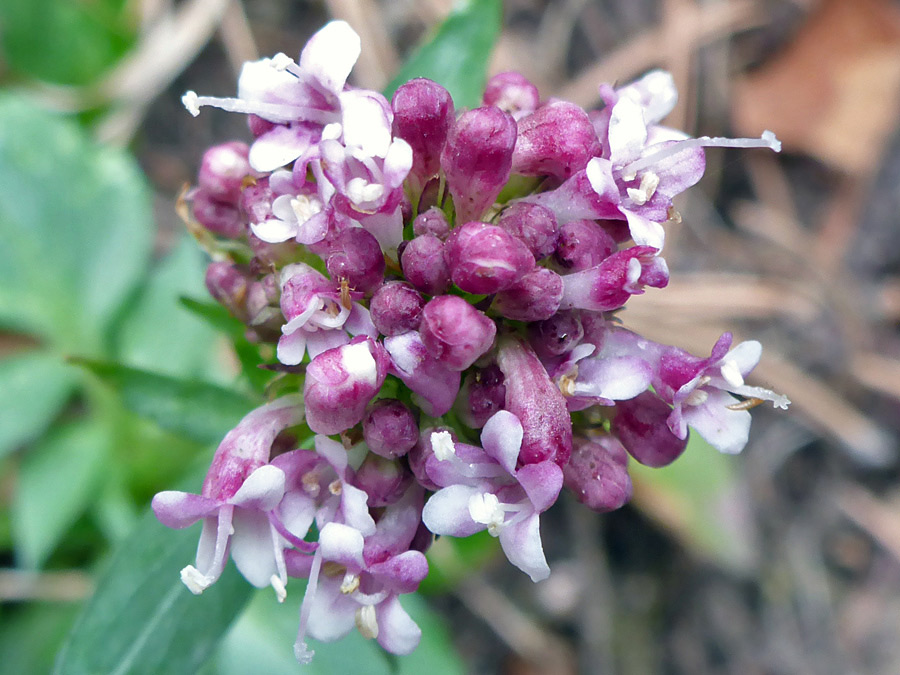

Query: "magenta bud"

xmin=353 ymin=453 xmax=413 ymax=507
xmin=362 ymin=398 xmax=419 ymax=459
xmin=497 ymin=336 xmax=573 ymax=466
xmin=400 ymin=234 xmax=450 ymax=296
xmin=303 ymin=338 xmax=389 ymax=435
xmin=483 ymin=71 xmax=540 ymax=120
xmin=391 ymin=78 xmax=455 ymax=186
xmin=492 ymin=267 xmax=563 ymax=322
xmin=512 ymin=101 xmax=601 ymax=180
xmin=247 ymin=114 xmax=276 ymax=138
xmin=612 ymin=391 xmax=688 ymax=467
xmin=325 ymin=227 xmax=385 ymax=293
xmin=370 ymin=281 xmax=424 ymax=337
xmin=193 ymin=189 xmax=244 ymax=238
xmin=419 ymin=295 xmax=497 ymax=371
xmin=455 ymin=364 xmax=506 ymax=429
xmin=553 ymin=219 xmax=617 ymax=271
xmin=238 ymin=176 xmax=273 ymax=224
xmin=412 ymin=207 xmax=450 ymax=239
xmin=563 ymin=437 xmax=632 ymax=512
xmin=440 ymin=106 xmax=517 ymax=223
xmin=528 ymin=310 xmax=584 ymax=359
xmin=444 ymin=221 xmax=535 ymax=295
xmin=198 ymin=141 xmax=252 ymax=203
xmin=205 ymin=262 xmax=249 ymax=319
xmin=560 ymin=246 xmax=669 ymax=312
xmin=496 ymin=202 xmax=559 ymax=260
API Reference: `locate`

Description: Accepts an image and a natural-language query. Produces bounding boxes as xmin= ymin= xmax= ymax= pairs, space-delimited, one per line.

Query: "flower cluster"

xmin=155 ymin=21 xmax=789 ymax=662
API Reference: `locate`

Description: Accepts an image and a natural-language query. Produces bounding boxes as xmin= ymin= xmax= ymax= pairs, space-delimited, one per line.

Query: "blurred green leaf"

xmin=0 ymin=94 xmax=153 ymax=350
xmin=116 ymin=237 xmax=225 ymax=383
xmin=384 ymin=0 xmax=503 ymax=109
xmin=420 ymin=529 xmax=498 ymax=593
xmin=210 ymin=588 xmax=464 ymax=675
xmin=54 ymin=497 xmax=253 ymax=675
xmin=0 ymin=603 xmax=81 ymax=675
xmin=629 ymin=435 xmax=754 ymax=571
xmin=179 ymin=297 xmax=271 ymax=392
xmin=0 ymin=0 xmax=135 ymax=85
xmin=72 ymin=358 xmax=257 ymax=445
xmin=0 ymin=350 xmax=78 ymax=459
xmin=13 ymin=420 xmax=110 ymax=568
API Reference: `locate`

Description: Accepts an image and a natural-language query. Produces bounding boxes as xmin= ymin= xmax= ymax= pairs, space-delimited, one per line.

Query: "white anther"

xmin=290 ymin=195 xmax=321 ymax=224
xmin=355 ymin=605 xmax=379 ymax=640
xmin=720 ymin=359 xmax=744 ymax=388
xmin=182 ymin=91 xmax=200 ymax=117
xmin=340 ymin=573 xmax=360 ymax=595
xmin=626 ymin=171 xmax=660 ymax=205
xmin=270 ymin=52 xmax=294 ymax=71
xmin=180 ymin=565 xmax=212 ymax=595
xmin=468 ymin=492 xmax=505 ymax=536
xmin=431 ymin=431 xmax=456 ymax=461
xmin=685 ymin=389 xmax=709 ymax=407
xmin=346 ymin=177 xmax=384 ymax=205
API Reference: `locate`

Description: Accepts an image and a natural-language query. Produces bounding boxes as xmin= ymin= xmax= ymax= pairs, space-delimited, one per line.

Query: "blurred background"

xmin=3 ymin=0 xmax=900 ymax=673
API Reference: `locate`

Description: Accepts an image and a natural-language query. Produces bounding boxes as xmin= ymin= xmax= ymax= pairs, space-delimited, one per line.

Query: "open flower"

xmin=422 ymin=411 xmax=563 ymax=582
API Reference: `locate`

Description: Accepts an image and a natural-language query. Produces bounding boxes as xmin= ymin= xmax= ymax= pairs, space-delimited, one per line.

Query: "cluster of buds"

xmin=155 ymin=21 xmax=789 ymax=662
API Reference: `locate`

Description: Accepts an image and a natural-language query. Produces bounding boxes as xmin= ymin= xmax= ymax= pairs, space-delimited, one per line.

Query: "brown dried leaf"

xmin=733 ymin=0 xmax=900 ymax=175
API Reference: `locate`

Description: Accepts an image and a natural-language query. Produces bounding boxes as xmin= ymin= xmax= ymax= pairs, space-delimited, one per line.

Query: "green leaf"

xmin=115 ymin=237 xmax=226 ymax=383
xmin=54 ymin=489 xmax=254 ymax=675
xmin=13 ymin=419 xmax=110 ymax=568
xmin=0 ymin=603 xmax=81 ymax=675
xmin=210 ymin=588 xmax=464 ymax=675
xmin=0 ymin=0 xmax=135 ymax=85
xmin=0 ymin=350 xmax=78 ymax=459
xmin=73 ymin=358 xmax=257 ymax=445
xmin=0 ymin=94 xmax=153 ymax=350
xmin=629 ymin=435 xmax=754 ymax=571
xmin=384 ymin=0 xmax=503 ymax=109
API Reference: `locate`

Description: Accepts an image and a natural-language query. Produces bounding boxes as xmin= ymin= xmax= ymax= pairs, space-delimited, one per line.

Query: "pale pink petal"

xmin=422 ymin=485 xmax=485 ymax=537
xmin=305 ymin=574 xmax=357 ymax=642
xmin=681 ymin=389 xmax=752 ymax=454
xmin=229 ymin=464 xmax=286 ymax=510
xmin=152 ymin=491 xmax=219 ymax=529
xmin=299 ymin=21 xmax=360 ymax=96
xmin=376 ymin=595 xmax=422 ymax=655
xmin=319 ymin=522 xmax=365 ymax=568
xmin=498 ymin=512 xmax=550 ymax=582
xmin=480 ymin=410 xmax=523 ymax=475
xmin=250 ymin=217 xmax=296 ymax=243
xmin=230 ymin=509 xmax=278 ymax=587
xmin=515 ymin=461 xmax=563 ymax=513
xmin=277 ymin=330 xmax=308 ymax=366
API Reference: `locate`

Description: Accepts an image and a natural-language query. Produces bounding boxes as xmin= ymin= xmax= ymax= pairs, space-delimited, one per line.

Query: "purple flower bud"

xmin=239 ymin=176 xmax=273 ymax=224
xmin=391 ymin=78 xmax=455 ymax=187
xmin=198 ymin=141 xmax=252 ymax=203
xmin=205 ymin=262 xmax=249 ymax=320
xmin=362 ymin=398 xmax=419 ymax=459
xmin=353 ymin=453 xmax=413 ymax=507
xmin=528 ymin=310 xmax=584 ymax=359
xmin=384 ymin=331 xmax=461 ymax=417
xmin=325 ymin=227 xmax=386 ymax=294
xmin=444 ymin=221 xmax=535 ymax=295
xmin=400 ymin=234 xmax=450 ymax=296
xmin=303 ymin=337 xmax=389 ymax=435
xmin=496 ymin=202 xmax=559 ymax=260
xmin=370 ymin=281 xmax=425 ymax=336
xmin=483 ymin=71 xmax=540 ymax=120
xmin=407 ymin=426 xmax=452 ymax=491
xmin=412 ymin=207 xmax=450 ymax=239
xmin=193 ymin=189 xmax=244 ymax=238
xmin=563 ymin=437 xmax=632 ymax=512
xmin=512 ymin=101 xmax=601 ymax=180
xmin=492 ymin=267 xmax=563 ymax=322
xmin=553 ymin=219 xmax=617 ymax=271
xmin=560 ymin=246 xmax=668 ymax=312
xmin=419 ymin=295 xmax=497 ymax=371
xmin=455 ymin=364 xmax=506 ymax=429
xmin=612 ymin=391 xmax=688 ymax=467
xmin=440 ymin=106 xmax=517 ymax=223
xmin=497 ymin=336 xmax=572 ymax=466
